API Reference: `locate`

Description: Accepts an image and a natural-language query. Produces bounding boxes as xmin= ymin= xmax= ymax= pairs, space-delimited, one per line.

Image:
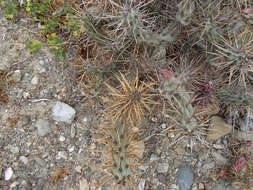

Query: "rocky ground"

xmin=0 ymin=8 xmax=253 ymax=190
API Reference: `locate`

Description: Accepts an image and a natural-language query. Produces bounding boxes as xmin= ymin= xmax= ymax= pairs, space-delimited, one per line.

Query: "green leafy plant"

xmin=25 ymin=40 xmax=43 ymax=53
xmin=47 ymin=33 xmax=66 ymax=60
xmin=3 ymin=1 xmax=18 ymax=19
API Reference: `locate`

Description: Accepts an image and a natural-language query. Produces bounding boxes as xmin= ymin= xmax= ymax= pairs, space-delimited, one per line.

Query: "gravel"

xmin=177 ymin=165 xmax=194 ymax=190
xmin=36 ymin=119 xmax=51 ymax=137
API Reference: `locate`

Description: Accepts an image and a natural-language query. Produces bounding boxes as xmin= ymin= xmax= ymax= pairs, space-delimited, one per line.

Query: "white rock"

xmin=12 ymin=70 xmax=22 ymax=82
xmin=19 ymin=156 xmax=28 ymax=165
xmin=52 ymin=101 xmax=76 ymax=124
xmin=68 ymin=146 xmax=75 ymax=152
xmin=59 ymin=136 xmax=65 ymax=142
xmin=36 ymin=119 xmax=51 ymax=137
xmin=138 ymin=180 xmax=145 ymax=190
xmin=56 ymin=151 xmax=67 ymax=160
xmin=31 ymin=75 xmax=40 ymax=85
xmin=5 ymin=167 xmax=13 ymax=181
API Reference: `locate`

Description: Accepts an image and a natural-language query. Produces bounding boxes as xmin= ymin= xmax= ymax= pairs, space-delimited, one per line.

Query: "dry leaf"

xmin=208 ymin=116 xmax=232 ymax=140
xmin=79 ymin=178 xmax=89 ymax=190
xmin=50 ymin=167 xmax=70 ymax=183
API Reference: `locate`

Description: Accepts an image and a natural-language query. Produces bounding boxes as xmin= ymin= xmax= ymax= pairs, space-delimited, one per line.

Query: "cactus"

xmin=159 ymin=74 xmax=198 ymax=132
xmin=95 ymin=120 xmax=144 ymax=187
xmin=210 ymin=27 xmax=253 ymax=88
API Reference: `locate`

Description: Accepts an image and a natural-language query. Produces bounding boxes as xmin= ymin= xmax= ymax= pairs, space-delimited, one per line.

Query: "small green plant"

xmin=47 ymin=33 xmax=66 ymax=60
xmin=25 ymin=40 xmax=43 ymax=53
xmin=2 ymin=1 xmax=18 ymax=19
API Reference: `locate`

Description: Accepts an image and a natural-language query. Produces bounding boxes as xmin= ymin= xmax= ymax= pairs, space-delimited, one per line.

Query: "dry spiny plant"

xmin=94 ymin=119 xmax=144 ymax=189
xmin=210 ymin=26 xmax=253 ymax=88
xmin=104 ymin=70 xmax=158 ymax=127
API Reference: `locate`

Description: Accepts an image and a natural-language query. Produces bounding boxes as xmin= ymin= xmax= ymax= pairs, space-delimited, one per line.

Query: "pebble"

xmin=211 ymin=152 xmax=228 ymax=165
xmin=52 ymin=101 xmax=76 ymax=124
xmin=17 ymin=88 xmax=23 ymax=99
xmin=5 ymin=167 xmax=13 ymax=181
xmin=39 ymin=60 xmax=44 ymax=65
xmin=157 ymin=173 xmax=167 ymax=184
xmin=10 ymin=181 xmax=19 ymax=188
xmin=31 ymin=74 xmax=40 ymax=85
xmin=59 ymin=135 xmax=66 ymax=142
xmin=202 ymin=162 xmax=215 ymax=170
xmin=150 ymin=153 xmax=159 ymax=161
xmin=83 ymin=116 xmax=88 ymax=123
xmin=68 ymin=145 xmax=75 ymax=152
xmin=157 ymin=163 xmax=169 ymax=173
xmin=12 ymin=70 xmax=22 ymax=82
xmin=70 ymin=125 xmax=76 ymax=138
xmin=138 ymin=165 xmax=149 ymax=171
xmin=19 ymin=156 xmax=28 ymax=165
xmin=56 ymin=151 xmax=67 ymax=160
xmin=36 ymin=119 xmax=51 ymax=137
xmin=177 ymin=165 xmax=194 ymax=190
xmin=138 ymin=180 xmax=145 ymax=190
xmin=10 ymin=146 xmax=20 ymax=154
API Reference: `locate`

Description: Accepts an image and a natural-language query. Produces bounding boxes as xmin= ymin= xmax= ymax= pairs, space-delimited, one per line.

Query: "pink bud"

xmin=233 ymin=156 xmax=246 ymax=172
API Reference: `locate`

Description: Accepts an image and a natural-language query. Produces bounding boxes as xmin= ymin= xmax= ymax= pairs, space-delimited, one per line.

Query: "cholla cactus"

xmin=159 ymin=73 xmax=197 ymax=132
xmin=95 ymin=120 xmax=144 ymax=187
xmin=210 ymin=27 xmax=253 ymax=88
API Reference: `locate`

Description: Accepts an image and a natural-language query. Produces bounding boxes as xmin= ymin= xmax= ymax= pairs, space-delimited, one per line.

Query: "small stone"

xmin=75 ymin=166 xmax=82 ymax=173
xmin=211 ymin=152 xmax=228 ymax=165
xmin=59 ymin=135 xmax=65 ymax=142
xmin=52 ymin=101 xmax=76 ymax=124
xmin=68 ymin=145 xmax=75 ymax=152
xmin=199 ymin=183 xmax=204 ymax=190
xmin=56 ymin=151 xmax=67 ymax=160
xmin=10 ymin=146 xmax=19 ymax=154
xmin=83 ymin=116 xmax=88 ymax=123
xmin=150 ymin=153 xmax=159 ymax=161
xmin=138 ymin=165 xmax=149 ymax=171
xmin=157 ymin=173 xmax=167 ymax=184
xmin=31 ymin=75 xmax=40 ymax=85
xmin=10 ymin=181 xmax=19 ymax=188
xmin=12 ymin=70 xmax=22 ymax=82
xmin=161 ymin=123 xmax=166 ymax=129
xmin=177 ymin=165 xmax=194 ymax=190
xmin=17 ymin=88 xmax=23 ymax=99
xmin=19 ymin=156 xmax=28 ymax=165
xmin=138 ymin=180 xmax=145 ymax=190
xmin=5 ymin=167 xmax=13 ymax=181
xmin=39 ymin=60 xmax=44 ymax=65
xmin=157 ymin=163 xmax=169 ymax=173
xmin=70 ymin=125 xmax=76 ymax=138
xmin=202 ymin=162 xmax=215 ymax=170
xmin=36 ymin=119 xmax=51 ymax=137
xmin=23 ymin=92 xmax=30 ymax=99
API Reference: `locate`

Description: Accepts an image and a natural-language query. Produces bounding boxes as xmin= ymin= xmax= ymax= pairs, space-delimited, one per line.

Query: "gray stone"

xmin=177 ymin=165 xmax=194 ymax=190
xmin=150 ymin=153 xmax=159 ymax=161
xmin=138 ymin=165 xmax=149 ymax=171
xmin=202 ymin=162 xmax=215 ymax=170
xmin=52 ymin=101 xmax=76 ymax=124
xmin=12 ymin=70 xmax=22 ymax=82
xmin=19 ymin=156 xmax=28 ymax=165
xmin=211 ymin=152 xmax=228 ymax=165
xmin=36 ymin=119 xmax=51 ymax=137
